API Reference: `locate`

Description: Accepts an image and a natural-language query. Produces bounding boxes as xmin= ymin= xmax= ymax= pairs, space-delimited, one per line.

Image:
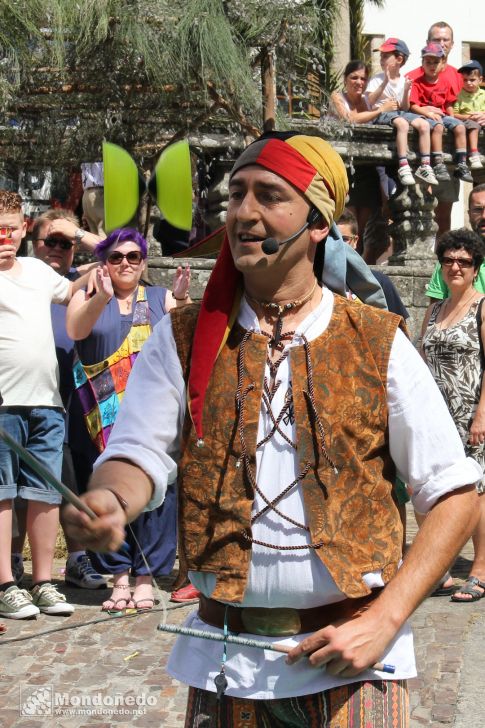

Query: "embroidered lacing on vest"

xmin=235 ymin=329 xmax=339 ymax=551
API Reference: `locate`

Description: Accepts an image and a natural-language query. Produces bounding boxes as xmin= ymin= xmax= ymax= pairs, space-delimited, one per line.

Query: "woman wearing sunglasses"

xmin=66 ymin=227 xmax=190 ymax=613
xmin=421 ymin=228 xmax=485 ymax=602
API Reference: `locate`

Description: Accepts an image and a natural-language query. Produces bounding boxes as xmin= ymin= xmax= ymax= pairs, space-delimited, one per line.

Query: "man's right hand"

xmin=63 ymin=489 xmax=127 ymax=553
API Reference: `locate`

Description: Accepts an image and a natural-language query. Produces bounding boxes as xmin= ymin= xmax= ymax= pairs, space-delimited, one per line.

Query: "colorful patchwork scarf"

xmin=72 ymin=285 xmax=151 ymax=453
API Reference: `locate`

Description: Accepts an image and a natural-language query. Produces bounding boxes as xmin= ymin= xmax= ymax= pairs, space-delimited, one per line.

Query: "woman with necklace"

xmin=66 ymin=227 xmax=190 ymax=612
xmin=421 ymin=228 xmax=485 ymax=603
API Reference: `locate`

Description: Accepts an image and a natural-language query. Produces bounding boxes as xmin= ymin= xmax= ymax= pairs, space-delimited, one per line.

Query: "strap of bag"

xmin=476 ymin=298 xmax=485 ymax=372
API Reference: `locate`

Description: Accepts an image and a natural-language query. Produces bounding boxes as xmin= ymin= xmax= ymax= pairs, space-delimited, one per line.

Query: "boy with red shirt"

xmin=409 ymin=43 xmax=473 ymax=183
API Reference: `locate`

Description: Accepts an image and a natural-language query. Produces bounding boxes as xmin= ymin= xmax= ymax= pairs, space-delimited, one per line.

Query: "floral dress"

xmin=422 ymin=298 xmax=485 ymax=492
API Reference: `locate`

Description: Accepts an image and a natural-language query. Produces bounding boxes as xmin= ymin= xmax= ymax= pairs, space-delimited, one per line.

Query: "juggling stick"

xmin=0 ymin=426 xmax=96 ymax=518
xmin=157 ymin=622 xmax=395 ymax=673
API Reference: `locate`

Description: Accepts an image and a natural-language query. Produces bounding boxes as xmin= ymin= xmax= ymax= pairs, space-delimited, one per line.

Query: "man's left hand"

xmin=285 ymin=609 xmax=396 ymax=678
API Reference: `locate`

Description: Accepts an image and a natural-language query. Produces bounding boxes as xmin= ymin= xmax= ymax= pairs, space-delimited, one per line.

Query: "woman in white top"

xmin=329 ymin=61 xmax=397 ymax=261
xmin=330 ymin=60 xmax=397 ymax=124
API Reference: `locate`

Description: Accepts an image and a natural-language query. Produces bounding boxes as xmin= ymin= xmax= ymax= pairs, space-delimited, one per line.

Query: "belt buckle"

xmin=240 ymin=607 xmax=301 ymax=636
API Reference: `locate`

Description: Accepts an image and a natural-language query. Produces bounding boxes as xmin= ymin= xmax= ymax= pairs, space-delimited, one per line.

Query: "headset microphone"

xmin=261 ymin=208 xmax=322 ymax=256
xmin=261 ymin=223 xmax=309 ymax=255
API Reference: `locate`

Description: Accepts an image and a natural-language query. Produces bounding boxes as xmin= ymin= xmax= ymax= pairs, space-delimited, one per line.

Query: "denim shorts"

xmin=0 ymin=407 xmax=64 ymax=504
xmin=441 ymin=115 xmax=465 ymax=131
xmin=374 ymin=110 xmax=424 ymax=125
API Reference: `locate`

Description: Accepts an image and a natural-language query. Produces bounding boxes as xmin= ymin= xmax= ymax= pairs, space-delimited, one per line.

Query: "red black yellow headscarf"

xmin=186 ymin=133 xmax=380 ymax=441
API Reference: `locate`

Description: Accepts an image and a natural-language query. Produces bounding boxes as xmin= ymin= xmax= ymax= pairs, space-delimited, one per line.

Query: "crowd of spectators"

xmin=1 ymin=18 xmax=485 ymax=626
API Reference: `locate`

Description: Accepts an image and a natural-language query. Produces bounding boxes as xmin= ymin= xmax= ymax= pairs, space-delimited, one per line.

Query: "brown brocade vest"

xmin=170 ymin=296 xmax=404 ymax=604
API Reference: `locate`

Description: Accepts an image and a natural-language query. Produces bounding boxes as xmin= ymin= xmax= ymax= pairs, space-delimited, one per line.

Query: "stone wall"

xmin=147 ymin=257 xmax=436 ymax=343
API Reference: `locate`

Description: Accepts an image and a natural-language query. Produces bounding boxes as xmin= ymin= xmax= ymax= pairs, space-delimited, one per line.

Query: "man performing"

xmin=65 ymin=133 xmax=481 ymax=727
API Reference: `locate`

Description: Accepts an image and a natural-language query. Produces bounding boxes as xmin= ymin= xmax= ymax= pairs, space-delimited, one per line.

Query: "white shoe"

xmin=31 ymin=583 xmax=75 ymax=615
xmin=397 ymin=165 xmax=415 ymax=186
xmin=0 ymin=585 xmax=40 ymax=619
xmin=65 ymin=554 xmax=108 ymax=589
xmin=415 ymin=164 xmax=439 ymax=186
xmin=469 ymin=155 xmax=483 ymax=170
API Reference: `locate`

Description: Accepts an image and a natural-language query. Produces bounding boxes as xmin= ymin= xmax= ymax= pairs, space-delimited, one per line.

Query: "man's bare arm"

xmin=62 ymin=459 xmax=154 ymax=552
xmin=287 ymin=485 xmax=478 ymax=676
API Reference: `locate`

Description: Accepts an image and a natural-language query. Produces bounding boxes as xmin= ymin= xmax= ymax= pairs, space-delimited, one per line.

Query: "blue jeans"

xmin=0 ymin=407 xmax=64 ymax=504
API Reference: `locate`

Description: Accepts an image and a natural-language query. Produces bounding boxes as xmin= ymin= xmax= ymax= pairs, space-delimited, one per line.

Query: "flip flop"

xmin=451 ymin=576 xmax=485 ymax=603
xmin=132 ymin=598 xmax=155 ymax=612
xmin=102 ymin=598 xmax=130 ymax=615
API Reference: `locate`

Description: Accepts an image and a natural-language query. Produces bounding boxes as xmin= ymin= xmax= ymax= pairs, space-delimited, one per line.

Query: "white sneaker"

xmin=31 ymin=583 xmax=75 ymax=615
xmin=0 ymin=585 xmax=40 ymax=619
xmin=469 ymin=155 xmax=483 ymax=170
xmin=415 ymin=164 xmax=439 ymax=186
xmin=65 ymin=554 xmax=108 ymax=590
xmin=397 ymin=165 xmax=415 ymax=186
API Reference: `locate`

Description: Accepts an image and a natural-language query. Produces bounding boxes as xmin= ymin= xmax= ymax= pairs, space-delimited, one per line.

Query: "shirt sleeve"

xmin=93 ymin=314 xmax=186 ymax=510
xmin=45 ymin=262 xmax=70 ymax=304
xmin=365 ymin=75 xmax=383 ymax=95
xmin=387 ymin=329 xmax=482 ymax=514
xmin=409 ymin=81 xmax=420 ymax=106
xmin=453 ymin=94 xmax=465 ymax=114
xmin=425 ymin=263 xmax=448 ymax=299
xmin=445 ymin=85 xmax=457 ymax=107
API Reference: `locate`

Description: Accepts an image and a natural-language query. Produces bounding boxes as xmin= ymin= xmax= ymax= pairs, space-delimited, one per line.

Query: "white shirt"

xmin=96 ymin=289 xmax=481 ymax=698
xmin=0 ymin=257 xmax=69 ymax=407
xmin=81 ymin=162 xmax=104 ymax=189
xmin=366 ymin=73 xmax=407 ymax=109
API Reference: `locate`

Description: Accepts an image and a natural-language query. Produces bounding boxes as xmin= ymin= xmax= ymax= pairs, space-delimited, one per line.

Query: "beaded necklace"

xmin=245 ymin=278 xmax=318 ymax=348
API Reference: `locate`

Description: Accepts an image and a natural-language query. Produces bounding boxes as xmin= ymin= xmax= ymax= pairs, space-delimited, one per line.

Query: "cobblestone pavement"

xmin=1 ymin=506 xmax=484 ymax=727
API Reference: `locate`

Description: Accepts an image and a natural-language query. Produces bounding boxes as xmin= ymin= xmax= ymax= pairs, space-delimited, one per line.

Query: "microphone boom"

xmin=261 ymin=221 xmax=310 ymax=255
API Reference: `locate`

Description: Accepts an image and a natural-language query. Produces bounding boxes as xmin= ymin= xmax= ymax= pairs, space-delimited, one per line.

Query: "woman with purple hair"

xmin=66 ymin=227 xmax=190 ymax=612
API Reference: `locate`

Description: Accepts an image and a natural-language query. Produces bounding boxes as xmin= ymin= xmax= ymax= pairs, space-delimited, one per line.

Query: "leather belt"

xmin=198 ymin=590 xmax=382 ymax=637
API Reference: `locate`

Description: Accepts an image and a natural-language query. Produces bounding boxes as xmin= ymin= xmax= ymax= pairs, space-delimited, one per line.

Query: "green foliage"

xmin=0 ymin=0 xmax=353 ymax=164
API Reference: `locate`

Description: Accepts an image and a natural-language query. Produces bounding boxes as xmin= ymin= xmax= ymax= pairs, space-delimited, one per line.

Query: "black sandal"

xmin=450 ymin=576 xmax=485 ymax=603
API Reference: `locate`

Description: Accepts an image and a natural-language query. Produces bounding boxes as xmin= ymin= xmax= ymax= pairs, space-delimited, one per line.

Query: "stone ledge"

xmin=146 ymin=257 xmax=434 ymax=340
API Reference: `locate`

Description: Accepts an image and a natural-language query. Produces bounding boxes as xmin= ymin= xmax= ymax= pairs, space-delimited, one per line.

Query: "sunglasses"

xmin=106 ymin=250 xmax=143 ymax=266
xmin=39 ymin=236 xmax=74 ymax=250
xmin=440 ymin=256 xmax=474 ymax=269
xmin=341 ymin=235 xmax=357 ymax=243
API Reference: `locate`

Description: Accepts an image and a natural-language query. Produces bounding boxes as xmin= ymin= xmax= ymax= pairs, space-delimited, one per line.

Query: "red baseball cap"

xmin=374 ymin=38 xmax=410 ymax=57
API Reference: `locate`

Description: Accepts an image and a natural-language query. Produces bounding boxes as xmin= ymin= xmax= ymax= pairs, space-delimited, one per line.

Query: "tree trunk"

xmin=261 ymin=46 xmax=276 ymax=132
xmin=331 ymin=0 xmax=350 ymax=78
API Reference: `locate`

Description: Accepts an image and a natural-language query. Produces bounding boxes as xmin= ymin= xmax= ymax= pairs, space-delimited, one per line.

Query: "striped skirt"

xmin=184 ymin=680 xmax=409 ymax=728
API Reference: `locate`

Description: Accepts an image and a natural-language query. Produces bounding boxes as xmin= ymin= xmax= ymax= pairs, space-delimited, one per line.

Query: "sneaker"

xmin=11 ymin=554 xmax=24 ymax=585
xmin=397 ymin=165 xmax=415 ymax=186
xmin=0 ymin=585 xmax=39 ymax=619
xmin=469 ymin=155 xmax=483 ymax=170
xmin=31 ymin=583 xmax=75 ymax=615
xmin=454 ymin=162 xmax=474 ymax=183
xmin=170 ymin=584 xmax=201 ymax=603
xmin=432 ymin=162 xmax=451 ymax=182
xmin=65 ymin=554 xmax=108 ymax=590
xmin=414 ymin=164 xmax=439 ymax=186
